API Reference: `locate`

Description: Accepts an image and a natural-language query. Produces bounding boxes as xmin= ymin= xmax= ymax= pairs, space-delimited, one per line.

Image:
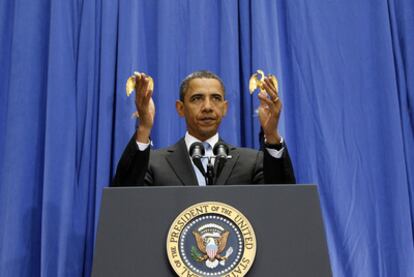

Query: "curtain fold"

xmin=387 ymin=0 xmax=414 ymax=243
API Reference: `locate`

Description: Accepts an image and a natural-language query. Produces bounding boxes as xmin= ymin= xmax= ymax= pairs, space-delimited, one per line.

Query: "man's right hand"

xmin=134 ymin=73 xmax=155 ymax=144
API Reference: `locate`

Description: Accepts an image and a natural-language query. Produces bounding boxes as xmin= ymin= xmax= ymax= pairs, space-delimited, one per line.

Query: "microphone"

xmin=213 ymin=142 xmax=230 ymax=161
xmin=213 ymin=142 xmax=230 ymax=182
xmin=189 ymin=142 xmax=205 ymax=159
xmin=189 ymin=142 xmax=206 ymax=177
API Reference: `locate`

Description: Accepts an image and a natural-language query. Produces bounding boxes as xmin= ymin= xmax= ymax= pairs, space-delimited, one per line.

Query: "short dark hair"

xmin=179 ymin=70 xmax=226 ymax=101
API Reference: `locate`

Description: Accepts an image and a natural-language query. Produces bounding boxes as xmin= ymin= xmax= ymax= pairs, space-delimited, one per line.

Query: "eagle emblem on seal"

xmin=191 ymin=223 xmax=234 ymax=269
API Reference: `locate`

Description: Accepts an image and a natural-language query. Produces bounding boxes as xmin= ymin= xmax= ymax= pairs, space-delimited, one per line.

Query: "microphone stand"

xmin=189 ymin=141 xmax=232 ymax=186
xmin=205 ymin=157 xmax=214 ymax=186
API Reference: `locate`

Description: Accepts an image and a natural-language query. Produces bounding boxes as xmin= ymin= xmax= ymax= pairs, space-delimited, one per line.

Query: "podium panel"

xmin=92 ymin=185 xmax=332 ymax=276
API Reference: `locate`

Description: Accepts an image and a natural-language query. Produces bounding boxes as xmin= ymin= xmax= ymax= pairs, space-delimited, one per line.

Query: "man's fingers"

xmin=258 ymin=92 xmax=273 ymax=106
xmin=143 ymin=89 xmax=153 ymax=103
xmin=135 ymin=77 xmax=154 ymax=120
xmin=258 ymin=90 xmax=281 ymax=110
xmin=264 ymin=77 xmax=277 ymax=94
xmin=135 ymin=75 xmax=150 ymax=103
xmin=262 ymin=81 xmax=278 ymax=102
xmin=135 ymin=73 xmax=149 ymax=92
xmin=137 ymin=74 xmax=147 ymax=92
xmin=135 ymin=73 xmax=142 ymax=90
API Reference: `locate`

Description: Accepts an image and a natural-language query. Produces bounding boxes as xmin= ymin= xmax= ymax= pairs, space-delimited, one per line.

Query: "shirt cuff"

xmin=265 ymin=137 xmax=285 ymax=159
xmin=136 ymin=140 xmax=151 ymax=151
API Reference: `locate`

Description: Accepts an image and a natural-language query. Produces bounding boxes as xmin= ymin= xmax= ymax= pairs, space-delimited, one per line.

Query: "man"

xmin=112 ymin=70 xmax=295 ymax=186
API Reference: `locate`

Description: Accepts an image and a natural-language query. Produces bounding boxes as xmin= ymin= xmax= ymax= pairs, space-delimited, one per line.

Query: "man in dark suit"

xmin=112 ymin=70 xmax=295 ymax=187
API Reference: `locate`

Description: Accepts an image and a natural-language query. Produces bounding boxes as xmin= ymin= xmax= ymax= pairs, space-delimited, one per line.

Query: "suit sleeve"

xmin=111 ymin=135 xmax=150 ymax=187
xmin=263 ymin=145 xmax=296 ymax=184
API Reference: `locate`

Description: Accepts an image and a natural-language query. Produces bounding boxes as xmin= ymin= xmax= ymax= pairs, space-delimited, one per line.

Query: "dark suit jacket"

xmin=112 ymin=136 xmax=295 ymax=187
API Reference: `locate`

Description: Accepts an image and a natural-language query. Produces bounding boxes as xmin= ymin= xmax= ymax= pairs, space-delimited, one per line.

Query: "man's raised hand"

xmin=134 ymin=73 xmax=155 ymax=143
xmin=257 ymin=76 xmax=282 ymax=144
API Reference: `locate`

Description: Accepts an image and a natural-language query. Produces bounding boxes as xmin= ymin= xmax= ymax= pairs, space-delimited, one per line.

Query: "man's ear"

xmin=223 ymin=100 xmax=228 ymax=117
xmin=176 ymin=100 xmax=185 ymax=117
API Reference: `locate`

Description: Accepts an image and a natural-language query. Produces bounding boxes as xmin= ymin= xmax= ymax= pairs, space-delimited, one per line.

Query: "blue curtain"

xmin=0 ymin=0 xmax=413 ymax=276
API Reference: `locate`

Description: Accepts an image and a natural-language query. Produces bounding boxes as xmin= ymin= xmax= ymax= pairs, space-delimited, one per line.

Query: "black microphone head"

xmin=189 ymin=142 xmax=205 ymax=159
xmin=213 ymin=142 xmax=229 ymax=159
xmin=189 ymin=142 xmax=206 ymax=177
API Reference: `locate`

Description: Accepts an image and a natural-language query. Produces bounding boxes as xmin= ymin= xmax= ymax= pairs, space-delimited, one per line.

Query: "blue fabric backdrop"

xmin=0 ymin=0 xmax=413 ymax=276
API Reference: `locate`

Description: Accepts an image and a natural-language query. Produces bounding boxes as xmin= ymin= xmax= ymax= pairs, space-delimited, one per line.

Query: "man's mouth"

xmin=199 ymin=117 xmax=216 ymax=124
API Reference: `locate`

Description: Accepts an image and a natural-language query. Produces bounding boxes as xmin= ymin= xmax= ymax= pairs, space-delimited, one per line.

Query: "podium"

xmin=92 ymin=185 xmax=332 ymax=276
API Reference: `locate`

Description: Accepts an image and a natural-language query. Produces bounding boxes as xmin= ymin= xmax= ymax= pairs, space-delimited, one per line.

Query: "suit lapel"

xmin=165 ymin=139 xmax=199 ymax=186
xmin=214 ymin=143 xmax=239 ymax=186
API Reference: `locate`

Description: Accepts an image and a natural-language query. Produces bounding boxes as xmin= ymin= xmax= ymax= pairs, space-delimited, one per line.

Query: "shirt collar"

xmin=184 ymin=132 xmax=219 ymax=152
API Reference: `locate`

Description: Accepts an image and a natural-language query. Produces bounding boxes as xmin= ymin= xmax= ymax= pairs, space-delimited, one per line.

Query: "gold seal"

xmin=249 ymin=69 xmax=279 ymax=94
xmin=166 ymin=202 xmax=256 ymax=277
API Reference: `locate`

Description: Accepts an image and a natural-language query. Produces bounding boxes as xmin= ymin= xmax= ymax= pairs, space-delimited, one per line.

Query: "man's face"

xmin=176 ymin=78 xmax=228 ymax=141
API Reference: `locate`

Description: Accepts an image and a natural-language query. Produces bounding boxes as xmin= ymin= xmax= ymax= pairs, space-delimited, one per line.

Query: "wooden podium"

xmin=92 ymin=185 xmax=332 ymax=276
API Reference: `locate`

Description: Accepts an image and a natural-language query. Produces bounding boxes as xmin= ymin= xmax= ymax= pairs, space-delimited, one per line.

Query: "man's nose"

xmin=202 ymin=98 xmax=213 ymax=110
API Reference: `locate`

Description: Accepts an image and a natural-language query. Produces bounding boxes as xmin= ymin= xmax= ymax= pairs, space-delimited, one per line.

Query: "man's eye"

xmin=212 ymin=96 xmax=222 ymax=102
xmin=191 ymin=96 xmax=202 ymax=102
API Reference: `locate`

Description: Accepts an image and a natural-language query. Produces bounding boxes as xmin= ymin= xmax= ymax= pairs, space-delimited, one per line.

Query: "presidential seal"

xmin=166 ymin=202 xmax=256 ymax=277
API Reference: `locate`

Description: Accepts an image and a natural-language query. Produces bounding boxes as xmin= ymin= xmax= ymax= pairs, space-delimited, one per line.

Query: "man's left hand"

xmin=257 ymin=76 xmax=282 ymax=144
